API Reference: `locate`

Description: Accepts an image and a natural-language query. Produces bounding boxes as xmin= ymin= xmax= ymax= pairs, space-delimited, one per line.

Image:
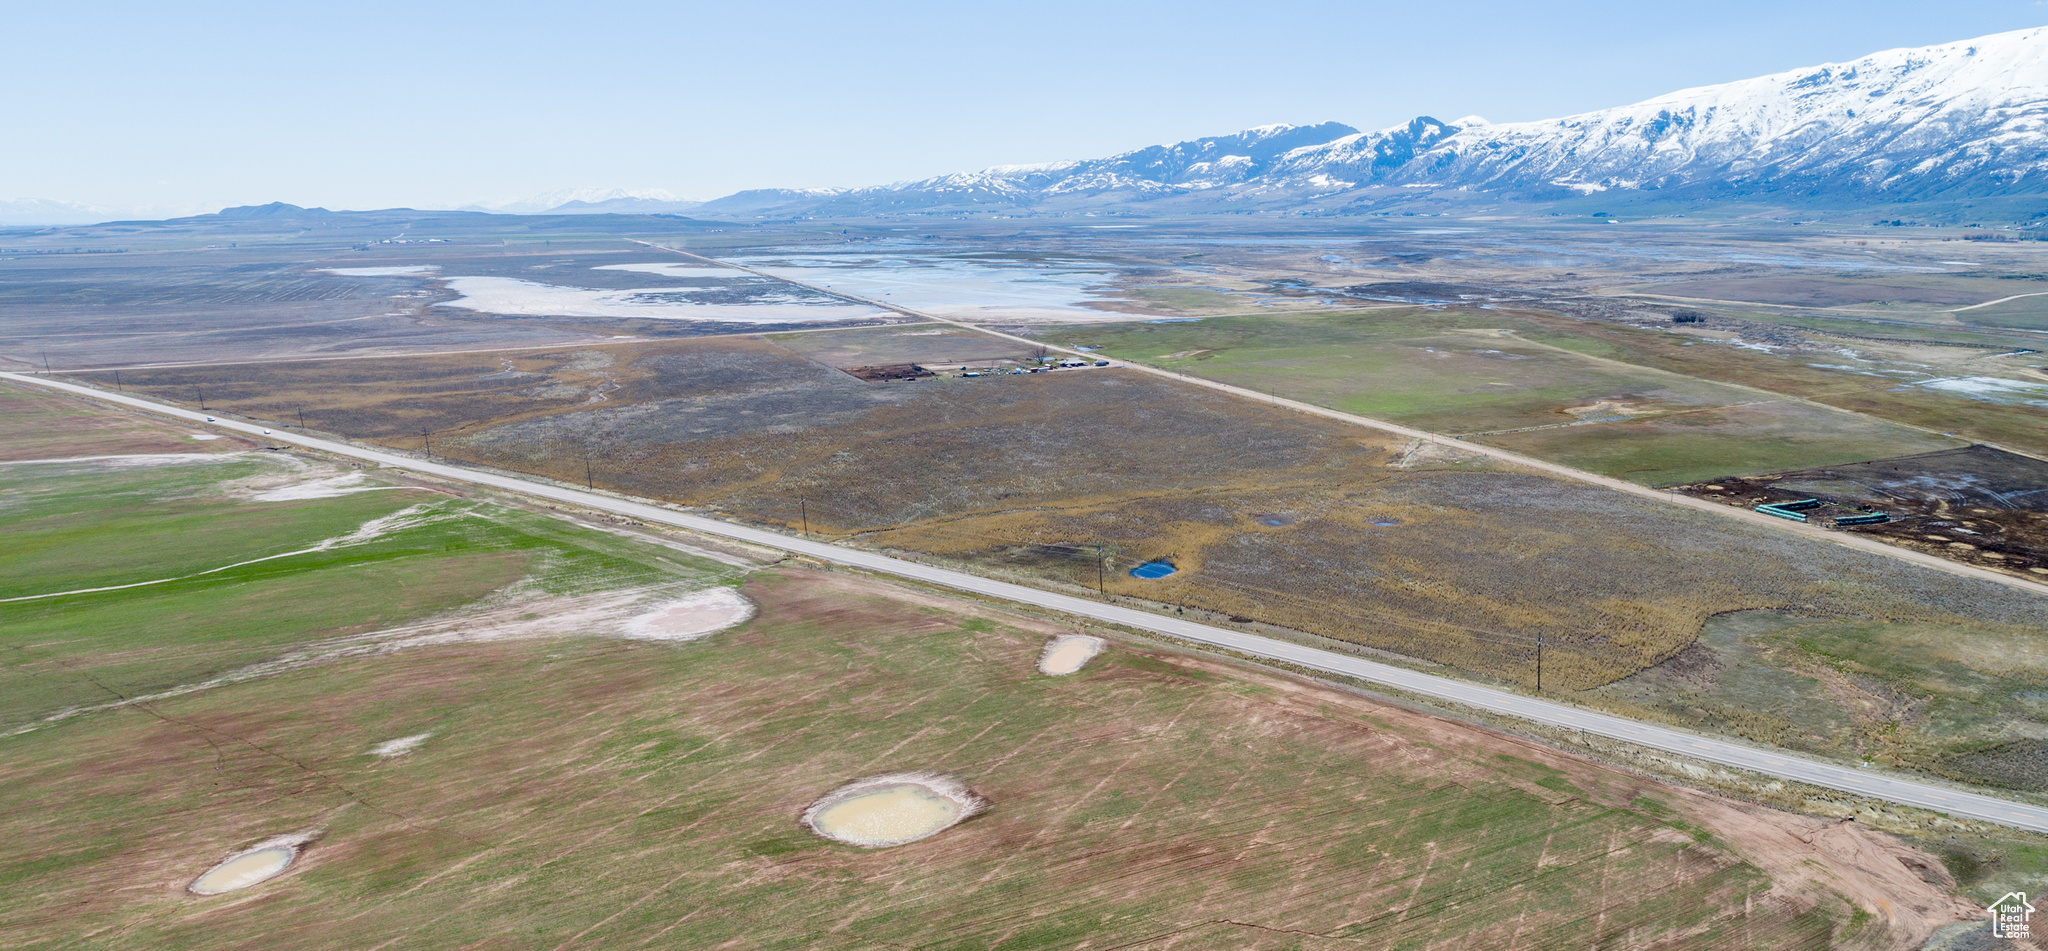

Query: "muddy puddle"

xmin=803 ymin=773 xmax=986 ymax=848
xmin=188 ymin=834 xmax=314 ymax=895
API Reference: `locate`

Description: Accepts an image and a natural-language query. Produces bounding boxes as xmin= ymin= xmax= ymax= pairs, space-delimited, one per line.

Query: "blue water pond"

xmin=1129 ymin=561 xmax=1178 ymax=579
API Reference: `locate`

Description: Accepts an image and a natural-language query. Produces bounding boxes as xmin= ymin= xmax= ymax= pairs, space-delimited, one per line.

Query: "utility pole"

xmin=583 ymin=447 xmax=594 ymax=489
xmin=297 ymin=405 xmax=306 ymax=429
xmin=113 ymin=370 xmax=122 ymax=391
xmin=41 ymin=351 xmax=51 ymax=375
xmin=800 ymin=498 xmax=809 ymax=537
xmin=422 ymin=431 xmax=432 ymax=457
xmin=1096 ymin=546 xmax=1106 ymax=597
xmin=1536 ymin=634 xmax=1544 ymax=692
xmin=197 ymin=386 xmax=206 ymax=411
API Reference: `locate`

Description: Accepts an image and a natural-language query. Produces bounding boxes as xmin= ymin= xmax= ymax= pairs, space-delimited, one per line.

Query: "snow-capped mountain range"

xmin=7 ymin=27 xmax=2045 ymax=226
xmin=693 ymin=26 xmax=2048 ymax=218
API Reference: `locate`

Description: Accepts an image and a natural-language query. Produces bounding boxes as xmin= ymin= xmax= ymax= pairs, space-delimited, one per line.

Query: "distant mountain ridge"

xmin=15 ymin=27 xmax=2048 ymax=227
xmin=461 ymin=187 xmax=702 ymax=216
xmin=691 ymin=26 xmax=2048 ymax=219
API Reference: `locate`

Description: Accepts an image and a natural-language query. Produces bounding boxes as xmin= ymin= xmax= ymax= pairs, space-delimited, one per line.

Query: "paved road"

xmin=9 ymin=370 xmax=2047 ymax=834
xmin=649 ymin=242 xmax=2048 ymax=600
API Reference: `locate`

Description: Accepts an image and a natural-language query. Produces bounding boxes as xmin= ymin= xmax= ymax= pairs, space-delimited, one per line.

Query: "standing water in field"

xmin=1038 ymin=634 xmax=1104 ymax=675
xmin=188 ymin=832 xmax=317 ymax=895
xmin=1130 ymin=560 xmax=1177 ymax=579
xmin=803 ymin=773 xmax=987 ymax=848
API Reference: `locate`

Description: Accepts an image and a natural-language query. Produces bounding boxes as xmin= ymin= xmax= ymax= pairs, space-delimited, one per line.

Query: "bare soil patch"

xmin=1037 ymin=634 xmax=1104 ymax=675
xmin=620 ymin=587 xmax=754 ymax=641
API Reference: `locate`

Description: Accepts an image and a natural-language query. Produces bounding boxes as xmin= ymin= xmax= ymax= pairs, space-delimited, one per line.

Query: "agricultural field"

xmin=1954 ymin=292 xmax=2048 ymax=331
xmin=1057 ymin=308 xmax=1963 ymax=485
xmin=0 ymin=394 xmax=1990 ymax=947
xmin=90 ymin=336 xmax=2048 ymax=795
xmin=0 ymin=385 xmax=744 ymax=734
xmin=1466 ymin=303 xmax=2048 ymax=460
xmin=0 ymin=382 xmax=257 ymax=461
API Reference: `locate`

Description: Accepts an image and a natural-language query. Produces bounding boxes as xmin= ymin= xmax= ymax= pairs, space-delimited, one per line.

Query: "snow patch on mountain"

xmin=688 ymin=26 xmax=2048 ymax=218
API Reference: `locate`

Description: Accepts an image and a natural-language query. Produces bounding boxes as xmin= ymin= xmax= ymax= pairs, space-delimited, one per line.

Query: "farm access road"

xmin=9 ymin=369 xmax=2048 ymax=835
xmin=656 ymin=243 xmax=2048 ymax=602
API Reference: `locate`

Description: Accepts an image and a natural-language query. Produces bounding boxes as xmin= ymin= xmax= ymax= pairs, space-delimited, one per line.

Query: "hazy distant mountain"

xmin=0 ymin=198 xmax=211 ymax=228
xmin=694 ymin=26 xmax=2048 ymax=219
xmin=461 ymin=187 xmax=701 ymax=216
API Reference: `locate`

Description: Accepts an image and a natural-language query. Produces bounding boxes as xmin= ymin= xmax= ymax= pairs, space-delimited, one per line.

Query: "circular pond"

xmin=189 ymin=846 xmax=296 ymax=895
xmin=803 ymin=773 xmax=987 ymax=848
xmin=1129 ymin=560 xmax=1177 ymax=579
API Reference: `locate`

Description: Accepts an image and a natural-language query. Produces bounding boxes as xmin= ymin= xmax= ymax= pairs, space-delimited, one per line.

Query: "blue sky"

xmin=3 ymin=1 xmax=2042 ymax=212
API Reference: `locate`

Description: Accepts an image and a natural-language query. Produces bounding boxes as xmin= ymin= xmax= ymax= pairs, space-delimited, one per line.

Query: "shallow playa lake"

xmin=732 ymin=249 xmax=1151 ymax=323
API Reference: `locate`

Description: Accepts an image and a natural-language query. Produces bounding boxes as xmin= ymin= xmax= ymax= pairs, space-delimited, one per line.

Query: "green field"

xmin=1957 ymin=294 xmax=2048 ymax=331
xmin=0 ymin=452 xmax=738 ymax=731
xmin=1480 ymin=400 xmax=1962 ymax=486
xmin=1064 ymin=309 xmax=1960 ymax=485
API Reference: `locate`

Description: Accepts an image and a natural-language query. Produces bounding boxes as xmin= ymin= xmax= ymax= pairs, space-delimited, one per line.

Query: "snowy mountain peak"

xmin=690 ymin=26 xmax=2048 ymax=218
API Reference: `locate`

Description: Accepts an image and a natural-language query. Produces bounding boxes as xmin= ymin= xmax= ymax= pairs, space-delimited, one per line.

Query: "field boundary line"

xmin=8 ymin=369 xmax=2048 ymax=834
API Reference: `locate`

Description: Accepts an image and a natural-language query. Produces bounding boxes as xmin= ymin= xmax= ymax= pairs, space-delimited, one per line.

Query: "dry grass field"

xmin=93 ymin=335 xmax=2048 ymax=791
xmin=0 ymin=381 xmax=257 ymax=461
